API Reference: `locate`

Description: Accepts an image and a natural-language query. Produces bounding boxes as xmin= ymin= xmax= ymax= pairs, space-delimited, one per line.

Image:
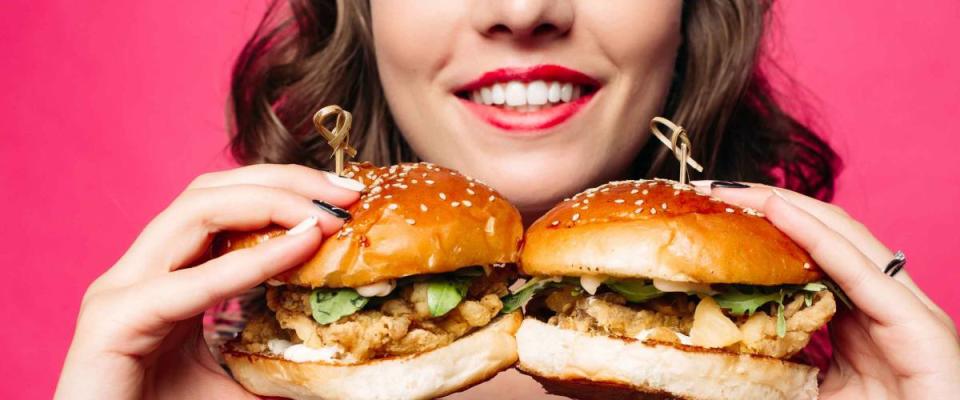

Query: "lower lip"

xmin=458 ymin=93 xmax=596 ymax=132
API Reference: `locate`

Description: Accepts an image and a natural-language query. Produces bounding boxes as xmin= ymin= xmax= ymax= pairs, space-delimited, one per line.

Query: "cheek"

xmin=371 ymin=1 xmax=462 ymax=154
xmin=587 ymin=1 xmax=683 ymax=66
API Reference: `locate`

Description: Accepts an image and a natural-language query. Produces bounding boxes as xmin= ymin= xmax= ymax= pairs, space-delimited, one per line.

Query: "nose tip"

xmin=475 ymin=0 xmax=574 ymax=41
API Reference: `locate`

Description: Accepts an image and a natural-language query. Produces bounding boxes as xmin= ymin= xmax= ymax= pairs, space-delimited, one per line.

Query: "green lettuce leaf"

xmin=427 ymin=278 xmax=471 ymax=317
xmin=605 ymin=279 xmax=665 ymax=303
xmin=500 ymin=277 xmax=562 ymax=314
xmin=714 ymin=287 xmax=785 ymax=316
xmin=309 ymin=288 xmax=369 ymax=325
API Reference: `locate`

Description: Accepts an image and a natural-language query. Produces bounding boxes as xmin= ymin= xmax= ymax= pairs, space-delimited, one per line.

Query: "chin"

xmin=450 ymin=154 xmax=603 ymax=219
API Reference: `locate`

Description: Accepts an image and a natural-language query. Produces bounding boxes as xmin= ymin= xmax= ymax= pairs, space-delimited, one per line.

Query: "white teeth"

xmin=560 ymin=83 xmax=573 ymax=102
xmin=468 ymin=80 xmax=586 ymax=108
xmin=491 ymin=83 xmax=505 ymax=105
xmin=548 ymin=81 xmax=561 ymax=103
xmin=504 ymin=81 xmax=526 ymax=106
xmin=526 ymin=80 xmax=548 ymax=105
xmin=480 ymin=87 xmax=493 ymax=105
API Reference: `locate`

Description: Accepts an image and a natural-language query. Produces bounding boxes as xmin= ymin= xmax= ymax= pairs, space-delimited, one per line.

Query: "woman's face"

xmin=371 ymin=0 xmax=682 ymax=219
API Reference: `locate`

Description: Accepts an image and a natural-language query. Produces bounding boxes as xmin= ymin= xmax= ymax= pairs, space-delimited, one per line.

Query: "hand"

xmin=55 ymin=164 xmax=364 ymax=400
xmin=696 ymin=181 xmax=960 ymax=399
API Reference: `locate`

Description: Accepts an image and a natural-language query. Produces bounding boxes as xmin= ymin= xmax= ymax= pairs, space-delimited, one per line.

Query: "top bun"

xmin=215 ymin=162 xmax=523 ymax=288
xmin=521 ymin=179 xmax=820 ymax=285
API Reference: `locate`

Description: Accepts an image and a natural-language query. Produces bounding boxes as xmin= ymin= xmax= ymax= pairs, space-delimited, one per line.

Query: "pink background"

xmin=1 ymin=1 xmax=958 ymax=398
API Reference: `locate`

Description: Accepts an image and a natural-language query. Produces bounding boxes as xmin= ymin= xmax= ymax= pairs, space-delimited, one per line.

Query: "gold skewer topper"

xmin=313 ymin=105 xmax=357 ymax=176
xmin=649 ymin=117 xmax=703 ymax=185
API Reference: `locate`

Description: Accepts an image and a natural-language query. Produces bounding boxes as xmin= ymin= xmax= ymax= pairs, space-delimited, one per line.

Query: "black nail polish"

xmin=711 ymin=181 xmax=750 ymax=189
xmin=313 ymin=200 xmax=351 ymax=220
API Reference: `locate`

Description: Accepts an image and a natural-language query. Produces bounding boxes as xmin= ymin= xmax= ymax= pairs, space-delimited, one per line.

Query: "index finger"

xmin=188 ymin=163 xmax=365 ymax=206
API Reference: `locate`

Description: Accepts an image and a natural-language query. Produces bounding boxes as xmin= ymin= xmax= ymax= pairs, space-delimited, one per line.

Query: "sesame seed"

xmin=420 ymin=204 xmax=428 ymax=212
xmin=488 ymin=195 xmax=495 ymax=202
xmin=600 ymin=188 xmax=610 ymax=192
xmin=642 ymin=189 xmax=649 ymax=195
xmin=725 ymin=208 xmax=735 ymax=213
xmin=362 ymin=203 xmax=370 ymax=210
xmin=572 ymin=213 xmax=580 ymax=221
xmin=630 ymin=189 xmax=639 ymax=194
xmin=406 ymin=219 xmax=416 ymax=225
xmin=634 ymin=208 xmax=643 ymax=214
xmin=634 ymin=199 xmax=644 ymax=206
xmin=661 ymin=202 xmax=667 ymax=210
xmin=439 ymin=192 xmax=446 ymax=200
xmin=573 ymin=202 xmax=581 ymax=208
xmin=425 ymin=180 xmax=435 ymax=185
xmin=650 ymin=208 xmax=657 ymax=215
xmin=462 ymin=200 xmax=472 ymax=207
xmin=468 ymin=182 xmax=476 ymax=188
xmin=466 ymin=188 xmax=475 ymax=195
xmin=551 ymin=220 xmax=560 ymax=226
xmin=451 ymin=201 xmax=460 ymax=207
xmin=388 ymin=203 xmax=398 ymax=210
xmin=411 ymin=179 xmax=418 ymax=184
xmin=673 ymin=190 xmax=680 ymax=196
xmin=385 ymin=195 xmax=393 ymax=199
xmin=803 ymin=262 xmax=811 ymax=270
xmin=583 ymin=199 xmax=590 ymax=204
xmin=614 ymin=199 xmax=624 ymax=204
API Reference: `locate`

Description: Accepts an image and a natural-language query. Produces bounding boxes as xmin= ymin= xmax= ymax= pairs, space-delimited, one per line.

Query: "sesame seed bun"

xmin=223 ymin=312 xmax=523 ymax=400
xmin=214 ymin=162 xmax=524 ymax=288
xmin=520 ymin=180 xmax=820 ymax=285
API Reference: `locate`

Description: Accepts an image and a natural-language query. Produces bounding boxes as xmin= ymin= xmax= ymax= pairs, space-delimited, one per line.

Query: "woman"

xmin=56 ymin=1 xmax=959 ymax=399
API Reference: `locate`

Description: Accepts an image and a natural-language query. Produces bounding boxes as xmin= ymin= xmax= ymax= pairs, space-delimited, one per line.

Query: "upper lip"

xmin=454 ymin=64 xmax=602 ymax=94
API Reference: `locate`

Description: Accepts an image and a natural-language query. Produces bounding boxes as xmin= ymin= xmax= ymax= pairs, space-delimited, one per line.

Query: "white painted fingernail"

xmin=689 ymin=180 xmax=712 ymax=195
xmin=287 ymin=216 xmax=318 ymax=235
xmin=324 ymin=172 xmax=365 ymax=191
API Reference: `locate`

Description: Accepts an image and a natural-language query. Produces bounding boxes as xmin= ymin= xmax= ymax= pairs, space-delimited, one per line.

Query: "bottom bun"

xmin=224 ymin=312 xmax=522 ymax=400
xmin=516 ymin=319 xmax=818 ymax=400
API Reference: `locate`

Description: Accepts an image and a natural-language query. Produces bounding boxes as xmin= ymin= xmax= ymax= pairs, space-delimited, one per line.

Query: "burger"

xmin=509 ymin=179 xmax=846 ymax=400
xmin=215 ymin=162 xmax=524 ymax=400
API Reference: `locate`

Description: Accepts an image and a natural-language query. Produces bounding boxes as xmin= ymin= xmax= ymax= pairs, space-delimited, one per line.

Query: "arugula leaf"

xmin=714 ymin=287 xmax=785 ymax=316
xmin=605 ymin=279 xmax=665 ymax=303
xmin=427 ymin=278 xmax=471 ymax=317
xmin=309 ymin=288 xmax=369 ymax=325
xmin=500 ymin=277 xmax=562 ymax=314
xmin=776 ymin=302 xmax=787 ymax=337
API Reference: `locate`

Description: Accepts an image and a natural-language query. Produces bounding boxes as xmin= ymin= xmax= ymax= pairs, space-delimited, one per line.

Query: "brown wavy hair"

xmin=229 ymin=0 xmax=840 ymax=200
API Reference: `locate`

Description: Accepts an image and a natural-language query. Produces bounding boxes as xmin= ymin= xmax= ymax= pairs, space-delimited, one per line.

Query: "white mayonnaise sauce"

xmin=652 ymin=278 xmax=714 ymax=294
xmin=355 ymin=280 xmax=396 ymax=297
xmin=580 ymin=275 xmax=606 ymax=295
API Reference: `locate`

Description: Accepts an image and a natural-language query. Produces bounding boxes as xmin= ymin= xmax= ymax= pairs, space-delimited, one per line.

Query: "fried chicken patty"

xmin=543 ymin=289 xmax=836 ymax=359
xmin=237 ymin=268 xmax=513 ymax=362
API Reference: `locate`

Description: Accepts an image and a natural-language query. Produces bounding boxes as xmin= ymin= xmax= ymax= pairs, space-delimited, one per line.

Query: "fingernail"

xmin=286 ymin=216 xmax=319 ymax=235
xmin=689 ymin=180 xmax=712 ymax=195
xmin=313 ymin=200 xmax=351 ymax=220
xmin=324 ymin=172 xmax=365 ymax=191
xmin=711 ymin=180 xmax=750 ymax=189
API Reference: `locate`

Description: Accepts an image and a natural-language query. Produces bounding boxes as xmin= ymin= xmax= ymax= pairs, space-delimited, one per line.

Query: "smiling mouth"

xmin=456 ymin=80 xmax=597 ymax=112
xmin=454 ymin=65 xmax=602 ymax=131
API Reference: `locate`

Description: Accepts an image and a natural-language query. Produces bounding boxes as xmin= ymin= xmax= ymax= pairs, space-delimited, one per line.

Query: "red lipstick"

xmin=455 ymin=65 xmax=602 ymax=132
xmin=456 ymin=65 xmax=601 ymax=93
